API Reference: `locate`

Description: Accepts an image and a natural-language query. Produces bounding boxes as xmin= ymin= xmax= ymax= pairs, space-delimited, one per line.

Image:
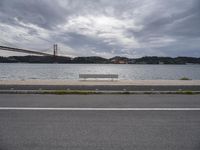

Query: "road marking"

xmin=0 ymin=107 xmax=200 ymax=111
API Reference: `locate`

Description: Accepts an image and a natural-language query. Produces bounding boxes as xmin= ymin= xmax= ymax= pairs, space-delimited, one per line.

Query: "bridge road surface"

xmin=0 ymin=94 xmax=200 ymax=150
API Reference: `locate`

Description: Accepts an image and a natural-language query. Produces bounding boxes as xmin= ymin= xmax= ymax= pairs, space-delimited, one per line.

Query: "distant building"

xmin=159 ymin=61 xmax=164 ymax=64
xmin=110 ymin=56 xmax=128 ymax=64
xmin=128 ymin=59 xmax=136 ymax=64
xmin=137 ymin=61 xmax=147 ymax=64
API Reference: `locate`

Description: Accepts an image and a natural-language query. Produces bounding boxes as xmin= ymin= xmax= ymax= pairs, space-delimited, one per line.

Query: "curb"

xmin=0 ymin=90 xmax=200 ymax=95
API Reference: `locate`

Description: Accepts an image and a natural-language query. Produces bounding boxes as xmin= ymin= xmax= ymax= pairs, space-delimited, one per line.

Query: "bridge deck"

xmin=0 ymin=46 xmax=52 ymax=56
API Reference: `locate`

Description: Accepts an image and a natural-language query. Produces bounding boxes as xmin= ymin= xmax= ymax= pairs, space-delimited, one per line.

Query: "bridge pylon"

xmin=53 ymin=44 xmax=58 ymax=56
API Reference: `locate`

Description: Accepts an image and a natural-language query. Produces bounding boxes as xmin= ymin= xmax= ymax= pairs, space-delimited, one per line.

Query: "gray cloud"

xmin=0 ymin=0 xmax=200 ymax=58
xmin=0 ymin=0 xmax=68 ymax=29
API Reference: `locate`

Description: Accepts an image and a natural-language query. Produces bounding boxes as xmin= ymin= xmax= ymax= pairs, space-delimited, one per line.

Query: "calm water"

xmin=0 ymin=63 xmax=200 ymax=80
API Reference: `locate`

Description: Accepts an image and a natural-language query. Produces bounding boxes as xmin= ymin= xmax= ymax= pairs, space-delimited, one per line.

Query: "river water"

xmin=0 ymin=63 xmax=200 ymax=80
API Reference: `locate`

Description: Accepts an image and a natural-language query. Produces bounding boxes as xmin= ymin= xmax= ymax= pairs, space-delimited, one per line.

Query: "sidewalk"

xmin=1 ymin=80 xmax=200 ymax=92
xmin=1 ymin=79 xmax=200 ymax=86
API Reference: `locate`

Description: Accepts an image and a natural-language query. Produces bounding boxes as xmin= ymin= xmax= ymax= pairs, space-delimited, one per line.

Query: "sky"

xmin=0 ymin=0 xmax=200 ymax=58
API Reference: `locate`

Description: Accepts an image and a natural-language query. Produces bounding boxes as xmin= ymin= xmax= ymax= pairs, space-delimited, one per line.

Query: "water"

xmin=0 ymin=63 xmax=200 ymax=80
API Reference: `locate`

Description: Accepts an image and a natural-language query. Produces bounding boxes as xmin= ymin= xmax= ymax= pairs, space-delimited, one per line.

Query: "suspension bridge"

xmin=0 ymin=44 xmax=58 ymax=57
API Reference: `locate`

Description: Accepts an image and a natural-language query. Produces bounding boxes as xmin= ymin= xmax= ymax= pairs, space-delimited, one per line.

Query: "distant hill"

xmin=0 ymin=56 xmax=200 ymax=64
xmin=72 ymin=56 xmax=108 ymax=64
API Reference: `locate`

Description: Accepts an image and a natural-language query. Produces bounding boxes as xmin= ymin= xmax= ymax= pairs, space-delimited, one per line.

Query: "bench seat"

xmin=79 ymin=74 xmax=118 ymax=80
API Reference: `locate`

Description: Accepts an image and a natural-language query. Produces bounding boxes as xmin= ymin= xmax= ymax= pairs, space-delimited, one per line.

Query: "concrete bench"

xmin=79 ymin=74 xmax=118 ymax=81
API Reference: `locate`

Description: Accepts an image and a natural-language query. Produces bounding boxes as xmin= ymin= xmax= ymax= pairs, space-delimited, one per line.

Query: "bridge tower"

xmin=53 ymin=44 xmax=58 ymax=56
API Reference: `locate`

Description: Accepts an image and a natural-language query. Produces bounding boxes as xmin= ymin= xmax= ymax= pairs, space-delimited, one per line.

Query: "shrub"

xmin=179 ymin=77 xmax=191 ymax=80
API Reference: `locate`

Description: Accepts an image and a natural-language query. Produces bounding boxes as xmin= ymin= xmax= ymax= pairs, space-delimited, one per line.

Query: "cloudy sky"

xmin=0 ymin=0 xmax=200 ymax=58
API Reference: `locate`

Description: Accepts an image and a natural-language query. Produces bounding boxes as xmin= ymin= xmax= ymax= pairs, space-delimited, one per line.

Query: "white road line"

xmin=0 ymin=107 xmax=200 ymax=111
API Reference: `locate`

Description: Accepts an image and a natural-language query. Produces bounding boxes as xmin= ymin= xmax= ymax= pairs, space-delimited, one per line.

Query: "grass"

xmin=37 ymin=89 xmax=199 ymax=95
xmin=122 ymin=91 xmax=131 ymax=94
xmin=176 ymin=90 xmax=194 ymax=95
xmin=179 ymin=77 xmax=191 ymax=80
xmin=43 ymin=90 xmax=134 ymax=95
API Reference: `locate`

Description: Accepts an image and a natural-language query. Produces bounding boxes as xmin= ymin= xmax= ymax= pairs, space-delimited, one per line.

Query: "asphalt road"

xmin=0 ymin=94 xmax=200 ymax=150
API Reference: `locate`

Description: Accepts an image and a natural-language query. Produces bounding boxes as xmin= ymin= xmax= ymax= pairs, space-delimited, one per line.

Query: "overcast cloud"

xmin=0 ymin=0 xmax=200 ymax=58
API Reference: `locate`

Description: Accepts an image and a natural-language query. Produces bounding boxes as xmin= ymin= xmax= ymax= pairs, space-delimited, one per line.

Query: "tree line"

xmin=0 ymin=56 xmax=200 ymax=64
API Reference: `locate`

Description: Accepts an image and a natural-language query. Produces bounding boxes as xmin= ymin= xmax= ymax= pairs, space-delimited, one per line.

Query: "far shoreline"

xmin=1 ymin=56 xmax=200 ymax=64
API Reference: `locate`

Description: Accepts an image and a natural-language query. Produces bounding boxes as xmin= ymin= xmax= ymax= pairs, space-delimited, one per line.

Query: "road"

xmin=0 ymin=94 xmax=200 ymax=150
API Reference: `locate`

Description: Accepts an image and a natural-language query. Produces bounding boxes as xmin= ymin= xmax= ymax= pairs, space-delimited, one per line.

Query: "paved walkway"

xmin=1 ymin=80 xmax=200 ymax=86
